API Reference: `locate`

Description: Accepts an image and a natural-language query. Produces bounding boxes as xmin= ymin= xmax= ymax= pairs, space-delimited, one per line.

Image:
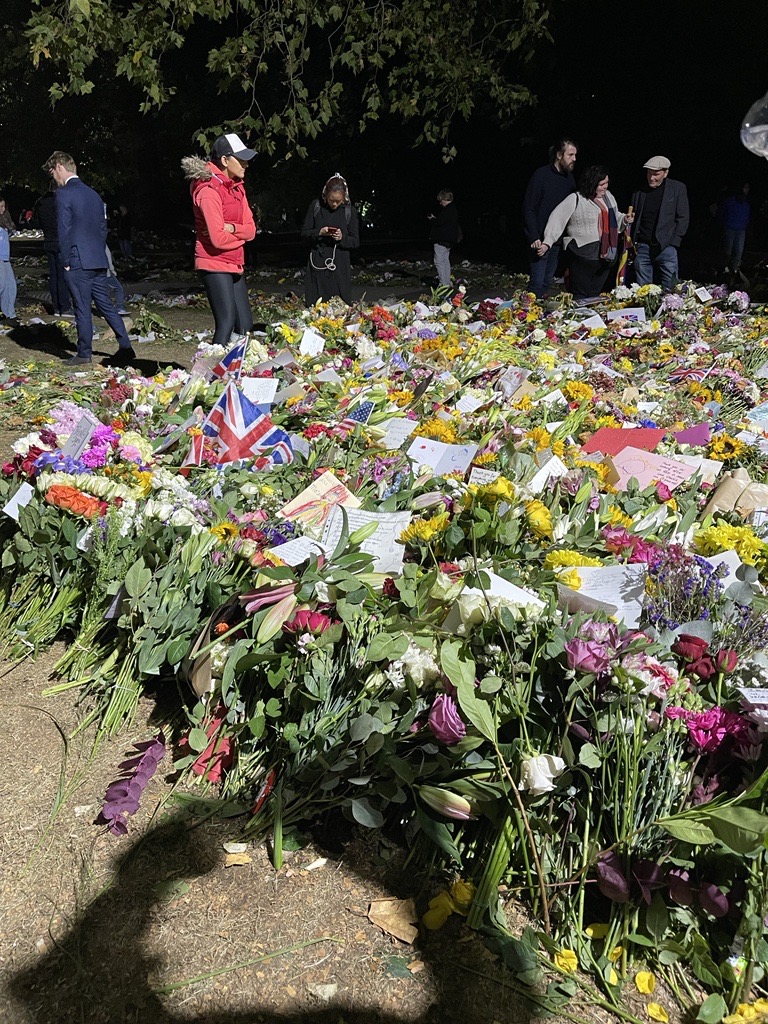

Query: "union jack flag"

xmin=666 ymin=365 xmax=710 ymax=384
xmin=208 ymin=337 xmax=247 ymax=380
xmin=203 ymin=382 xmax=294 ymax=466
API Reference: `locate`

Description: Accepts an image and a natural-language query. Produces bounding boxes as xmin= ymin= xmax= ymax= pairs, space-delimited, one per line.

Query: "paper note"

xmin=695 ymin=286 xmax=713 ymax=302
xmin=321 ymin=506 xmax=411 ymax=574
xmin=468 ymin=466 xmax=501 ymax=486
xmin=240 ymin=377 xmax=279 ymax=406
xmin=406 ymin=437 xmax=478 ymax=476
xmin=527 ymin=454 xmax=569 ymax=494
xmin=609 ymin=446 xmax=698 ymax=492
xmin=582 ymin=426 xmax=666 ymax=456
xmin=288 ymin=433 xmax=311 ymax=458
xmin=606 ymin=307 xmax=647 ymax=322
xmin=299 ymin=328 xmax=325 ymax=356
xmin=569 ymin=564 xmax=647 ymax=628
xmin=538 ymin=388 xmax=567 ymax=407
xmin=580 ymin=313 xmax=607 ymax=329
xmin=274 ymin=382 xmax=306 ymax=406
xmin=314 ymin=369 xmax=342 ymax=386
xmin=61 ymin=411 xmax=99 ymax=459
xmin=279 ymin=471 xmax=361 ymax=535
xmin=704 ymin=549 xmax=743 ymax=585
xmin=455 ymin=393 xmax=486 ymax=415
xmin=737 ymin=687 xmax=768 ymax=706
xmin=376 ymin=417 xmax=417 ymax=450
xmin=672 ymin=454 xmax=723 ymax=485
xmin=267 ymin=535 xmax=325 ymax=567
xmin=2 ymin=481 xmax=35 ymax=521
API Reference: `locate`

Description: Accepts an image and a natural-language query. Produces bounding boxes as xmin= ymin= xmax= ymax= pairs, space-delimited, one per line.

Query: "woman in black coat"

xmin=301 ymin=174 xmax=360 ymax=305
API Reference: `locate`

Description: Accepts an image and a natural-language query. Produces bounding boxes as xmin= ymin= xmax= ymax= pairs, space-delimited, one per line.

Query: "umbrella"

xmin=616 ymin=205 xmax=634 ymax=287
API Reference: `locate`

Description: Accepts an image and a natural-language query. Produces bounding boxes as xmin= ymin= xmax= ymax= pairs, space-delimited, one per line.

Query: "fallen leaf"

xmin=284 ymin=985 xmax=297 ymax=997
xmin=368 ymin=898 xmax=419 ymax=944
xmin=222 ymin=842 xmax=248 ymax=854
xmin=407 ymin=960 xmax=426 ymax=974
xmin=307 ymin=983 xmax=338 ymax=1002
xmin=224 ymin=852 xmax=252 ymax=867
xmin=305 ymin=857 xmax=328 ymax=871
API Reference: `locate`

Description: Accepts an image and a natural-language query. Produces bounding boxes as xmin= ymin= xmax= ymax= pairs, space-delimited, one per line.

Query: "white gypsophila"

xmin=383 ymin=661 xmax=406 ymax=690
xmin=12 ymin=432 xmax=45 ymax=456
xmin=354 ymin=335 xmax=383 ymax=361
xmin=209 ymin=642 xmax=229 ymax=680
xmin=399 ymin=642 xmax=440 ymax=687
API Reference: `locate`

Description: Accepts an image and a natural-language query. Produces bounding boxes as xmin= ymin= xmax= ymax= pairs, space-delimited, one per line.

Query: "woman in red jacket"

xmin=182 ymin=134 xmax=257 ymax=346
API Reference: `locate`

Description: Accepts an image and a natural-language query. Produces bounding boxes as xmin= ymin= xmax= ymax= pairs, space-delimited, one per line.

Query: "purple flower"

xmin=580 ymin=620 xmax=619 ymax=648
xmin=96 ymin=733 xmax=166 ymax=836
xmin=565 ymin=638 xmax=612 ymax=676
xmin=428 ymin=694 xmax=466 ymax=745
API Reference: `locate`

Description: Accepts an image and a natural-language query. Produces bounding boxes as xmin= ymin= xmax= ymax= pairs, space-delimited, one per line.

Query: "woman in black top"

xmin=301 ymin=174 xmax=360 ymax=305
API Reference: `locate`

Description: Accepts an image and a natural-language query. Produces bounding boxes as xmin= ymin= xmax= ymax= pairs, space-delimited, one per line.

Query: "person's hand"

xmin=428 ymin=213 xmax=435 ymax=220
xmin=535 ymin=241 xmax=549 ymax=256
xmin=224 ymin=223 xmax=236 ymax=233
xmin=530 ymin=238 xmax=542 ymax=250
xmin=625 ymin=212 xmax=635 ymax=224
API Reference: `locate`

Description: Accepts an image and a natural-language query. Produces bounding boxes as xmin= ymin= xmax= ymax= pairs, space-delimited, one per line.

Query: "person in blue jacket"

xmin=522 ymin=138 xmax=578 ymax=298
xmin=721 ymin=183 xmax=751 ymax=276
xmin=0 ymin=197 xmax=18 ymax=323
xmin=43 ymin=150 xmax=135 ymax=367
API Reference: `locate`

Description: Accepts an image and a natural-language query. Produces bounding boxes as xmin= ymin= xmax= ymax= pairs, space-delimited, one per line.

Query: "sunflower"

xmin=708 ymin=433 xmax=747 ymax=462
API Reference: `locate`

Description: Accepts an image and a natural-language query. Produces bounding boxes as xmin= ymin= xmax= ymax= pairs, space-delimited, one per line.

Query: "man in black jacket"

xmin=522 ymin=138 xmax=577 ymax=298
xmin=631 ymin=156 xmax=689 ymax=291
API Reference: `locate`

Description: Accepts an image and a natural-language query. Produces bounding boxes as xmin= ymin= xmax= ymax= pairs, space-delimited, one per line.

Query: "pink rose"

xmin=428 ymin=694 xmax=466 ymax=745
xmin=565 ymin=638 xmax=612 ymax=676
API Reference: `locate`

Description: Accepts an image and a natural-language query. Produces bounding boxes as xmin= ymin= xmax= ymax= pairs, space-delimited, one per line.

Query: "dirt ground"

xmin=0 ymin=258 xmax=661 ymax=1024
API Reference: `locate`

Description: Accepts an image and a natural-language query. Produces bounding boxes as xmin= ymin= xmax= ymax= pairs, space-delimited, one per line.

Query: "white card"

xmin=406 ymin=437 xmax=478 ymax=476
xmin=580 ymin=313 xmax=607 ymax=329
xmin=240 ymin=377 xmax=279 ymax=405
xmin=274 ymin=383 xmax=306 ymax=405
xmin=377 ymin=417 xmax=417 ymax=450
xmin=2 ymin=482 xmax=35 ymax=521
xmin=468 ymin=467 xmax=500 ymax=486
xmin=267 ymin=536 xmax=326 ymax=566
xmin=321 ymin=506 xmax=411 ymax=574
xmin=62 ymin=411 xmax=99 ymax=459
xmin=695 ymin=287 xmax=713 ymax=302
xmin=570 ymin=565 xmax=647 ymax=628
xmin=527 ymin=454 xmax=569 ymax=494
xmin=288 ymin=433 xmax=311 ymax=458
xmin=299 ymin=329 xmax=325 ymax=356
xmin=738 ymin=687 xmax=768 ymax=706
xmin=606 ymin=307 xmax=646 ymax=323
xmin=455 ymin=393 xmax=485 ymax=415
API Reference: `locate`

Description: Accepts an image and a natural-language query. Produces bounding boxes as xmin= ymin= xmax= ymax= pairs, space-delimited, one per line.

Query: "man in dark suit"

xmin=631 ymin=155 xmax=689 ymax=292
xmin=43 ymin=150 xmax=135 ymax=366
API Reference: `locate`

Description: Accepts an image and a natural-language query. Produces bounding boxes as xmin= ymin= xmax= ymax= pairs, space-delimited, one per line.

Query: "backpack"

xmin=314 ymin=199 xmax=351 ymax=225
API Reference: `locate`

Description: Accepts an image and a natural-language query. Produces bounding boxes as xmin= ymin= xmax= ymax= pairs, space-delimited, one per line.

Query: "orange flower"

xmin=45 ymin=484 xmax=103 ymax=519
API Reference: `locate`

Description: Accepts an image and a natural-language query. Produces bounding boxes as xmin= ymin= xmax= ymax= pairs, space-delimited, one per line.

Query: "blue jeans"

xmin=634 ymin=243 xmax=679 ymax=291
xmin=529 ymin=243 xmax=561 ymax=297
xmin=65 ymin=261 xmax=131 ymax=358
xmin=723 ymin=228 xmax=746 ymax=271
xmin=0 ymin=260 xmax=17 ymax=318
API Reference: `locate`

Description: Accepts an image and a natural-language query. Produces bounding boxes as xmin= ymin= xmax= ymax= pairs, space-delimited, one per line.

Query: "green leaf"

xmin=349 ymin=713 xmax=382 ymax=743
xmin=441 ymin=640 xmax=495 ymax=742
xmin=187 ymin=727 xmax=209 ymax=753
xmin=657 ymin=817 xmax=716 ymax=845
xmin=646 ymin=892 xmax=669 ymax=942
xmin=703 ymin=806 xmax=768 ymax=854
xmin=124 ymin=558 xmax=151 ymax=599
xmin=414 ymin=807 xmax=461 ymax=864
xmin=578 ymin=742 xmax=601 ymax=768
xmin=696 ymin=994 xmax=728 ymax=1024
xmin=350 ymin=797 xmax=384 ymax=828
xmin=365 ymin=632 xmax=409 ymax=663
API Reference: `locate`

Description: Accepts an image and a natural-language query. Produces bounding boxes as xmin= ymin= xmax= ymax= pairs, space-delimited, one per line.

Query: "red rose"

xmin=716 ymin=649 xmax=738 ymax=674
xmin=672 ymin=634 xmax=709 ymax=661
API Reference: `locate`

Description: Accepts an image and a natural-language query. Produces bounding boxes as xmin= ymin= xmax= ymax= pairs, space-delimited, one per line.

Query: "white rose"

xmin=519 ymin=754 xmax=566 ymax=797
xmin=457 ymin=591 xmax=490 ymax=629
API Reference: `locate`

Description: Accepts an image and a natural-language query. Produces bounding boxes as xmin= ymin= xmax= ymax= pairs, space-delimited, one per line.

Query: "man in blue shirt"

xmin=522 ymin=138 xmax=577 ymax=298
xmin=43 ymin=150 xmax=135 ymax=367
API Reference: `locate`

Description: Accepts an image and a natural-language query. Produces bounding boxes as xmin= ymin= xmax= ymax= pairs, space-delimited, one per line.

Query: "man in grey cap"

xmin=630 ymin=156 xmax=689 ymax=291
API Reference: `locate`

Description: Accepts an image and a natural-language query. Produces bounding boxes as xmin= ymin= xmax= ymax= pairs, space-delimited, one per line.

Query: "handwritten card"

xmin=443 ymin=572 xmax=545 ymax=633
xmin=315 ymin=368 xmax=344 ymax=385
xmin=278 ymin=471 xmax=361 ymax=535
xmin=2 ymin=481 xmax=35 ymax=521
xmin=737 ymin=687 xmax=768 ymax=706
xmin=240 ymin=377 xmax=279 ymax=406
xmin=376 ymin=417 xmax=417 ymax=450
xmin=299 ymin=328 xmax=325 ymax=356
xmin=582 ymin=426 xmax=666 ymax=457
xmin=267 ymin=535 xmax=325 ymax=567
xmin=672 ymin=453 xmax=723 ymax=485
xmin=406 ymin=438 xmax=478 ymax=476
xmin=321 ymin=506 xmax=411 ymax=574
xmin=527 ymin=454 xmax=569 ymax=494
xmin=568 ymin=564 xmax=647 ymax=628
xmin=455 ymin=392 xmax=486 ymax=415
xmin=288 ymin=433 xmax=311 ymax=459
xmin=468 ymin=466 xmax=500 ymax=486
xmin=62 ymin=411 xmax=100 ymax=459
xmin=608 ymin=447 xmax=698 ymax=492
xmin=274 ymin=382 xmax=306 ymax=406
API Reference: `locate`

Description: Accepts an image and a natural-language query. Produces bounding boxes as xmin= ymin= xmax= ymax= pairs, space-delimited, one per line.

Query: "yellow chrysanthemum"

xmin=617 ymin=358 xmax=634 ymax=373
xmin=657 ymin=342 xmax=676 ymax=358
xmin=604 ymin=504 xmax=634 ymax=528
xmin=415 ymin=417 xmax=459 ymax=444
xmin=525 ymin=499 xmax=553 ymax=539
xmin=399 ymin=511 xmax=451 ymax=544
xmin=544 ymin=550 xmax=604 ymax=570
xmin=513 ymin=394 xmax=534 ymax=411
xmin=554 ymin=948 xmax=579 ymax=973
xmin=563 ymin=380 xmax=595 ymax=402
xmin=695 ymin=522 xmax=767 ymax=566
xmin=527 ymin=426 xmax=552 ymax=451
xmin=132 ymin=469 xmax=153 ymax=497
xmin=537 ymin=352 xmax=556 ymax=369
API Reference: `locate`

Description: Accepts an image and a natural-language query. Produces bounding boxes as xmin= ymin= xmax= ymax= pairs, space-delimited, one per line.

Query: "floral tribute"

xmin=4 ymin=279 xmax=768 ymax=1018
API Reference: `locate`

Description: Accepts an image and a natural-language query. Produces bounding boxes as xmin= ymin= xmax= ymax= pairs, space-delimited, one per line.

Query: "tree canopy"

xmin=26 ymin=0 xmax=552 ymax=159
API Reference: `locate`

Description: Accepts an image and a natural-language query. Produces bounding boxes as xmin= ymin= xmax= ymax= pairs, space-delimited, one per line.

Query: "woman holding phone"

xmin=301 ymin=173 xmax=360 ymax=306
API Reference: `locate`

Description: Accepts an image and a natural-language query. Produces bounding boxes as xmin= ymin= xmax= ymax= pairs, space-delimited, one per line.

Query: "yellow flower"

xmin=527 ymin=426 xmax=552 ymax=451
xmin=695 ymin=522 xmax=767 ymax=566
xmin=708 ymin=433 xmax=747 ymax=462
xmin=647 ymin=1003 xmax=669 ymax=1023
xmin=473 ymin=451 xmax=498 ymax=466
xmin=513 ymin=394 xmax=533 ymax=411
xmin=607 ymin=967 xmax=619 ymax=986
xmin=554 ymin=948 xmax=579 ymax=973
xmin=388 ymin=389 xmax=413 ymax=407
xmin=595 ymin=415 xmax=621 ymax=429
xmin=635 ymin=971 xmax=656 ymax=994
xmin=604 ymin=504 xmax=634 ymax=528
xmin=422 ymin=890 xmax=454 ymax=930
xmin=657 ymin=342 xmax=676 ymax=358
xmin=608 ymin=945 xmax=623 ymax=963
xmin=585 ymin=922 xmax=610 ymax=939
xmin=449 ymin=879 xmax=475 ymax=914
xmin=399 ymin=511 xmax=450 ymax=544
xmin=468 ymin=476 xmax=516 ymax=508
xmin=617 ymin=358 xmax=634 ymax=373
xmin=558 ymin=568 xmax=582 ymax=590
xmin=563 ymin=381 xmax=594 ymax=402
xmin=415 ymin=417 xmax=459 ymax=444
xmin=210 ymin=521 xmax=239 ymax=541
xmin=525 ymin=499 xmax=553 ymax=539
xmin=132 ymin=469 xmax=153 ymax=496
xmin=537 ymin=352 xmax=556 ymax=369
xmin=544 ymin=550 xmax=603 ymax=570
xmin=550 ymin=438 xmax=566 ymax=458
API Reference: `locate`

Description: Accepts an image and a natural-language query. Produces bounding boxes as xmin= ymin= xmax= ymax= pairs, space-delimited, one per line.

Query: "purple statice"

xmin=418 ymin=328 xmax=440 ymax=340
xmin=644 ymin=546 xmax=726 ymax=632
xmin=96 ymin=733 xmax=166 ymax=836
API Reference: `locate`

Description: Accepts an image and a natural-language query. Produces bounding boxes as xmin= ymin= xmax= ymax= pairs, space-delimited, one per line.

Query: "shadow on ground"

xmin=7 ymin=813 xmax=533 ymax=1024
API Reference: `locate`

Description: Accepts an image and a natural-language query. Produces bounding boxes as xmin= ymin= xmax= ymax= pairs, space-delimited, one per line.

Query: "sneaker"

xmin=60 ymin=311 xmax=76 ymax=319
xmin=117 ymin=309 xmax=130 ymax=315
xmin=103 ymin=346 xmax=136 ymax=367
xmin=63 ymin=355 xmax=92 ymax=366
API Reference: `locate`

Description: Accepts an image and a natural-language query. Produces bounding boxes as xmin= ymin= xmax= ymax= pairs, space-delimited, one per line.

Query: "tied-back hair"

xmin=549 ymin=137 xmax=578 ymax=163
xmin=578 ymin=165 xmax=609 ymax=201
xmin=0 ymin=197 xmax=15 ymax=231
xmin=322 ymin=173 xmax=349 ymax=204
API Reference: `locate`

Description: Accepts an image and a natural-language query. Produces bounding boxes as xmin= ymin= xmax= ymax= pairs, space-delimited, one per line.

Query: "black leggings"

xmin=199 ymin=270 xmax=253 ymax=346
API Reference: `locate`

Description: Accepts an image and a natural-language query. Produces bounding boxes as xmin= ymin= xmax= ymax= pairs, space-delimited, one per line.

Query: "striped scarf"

xmin=597 ymin=199 xmax=618 ymax=261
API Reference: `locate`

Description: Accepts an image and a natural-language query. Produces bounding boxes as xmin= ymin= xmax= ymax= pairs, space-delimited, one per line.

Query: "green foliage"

xmin=24 ymin=0 xmax=552 ymax=157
